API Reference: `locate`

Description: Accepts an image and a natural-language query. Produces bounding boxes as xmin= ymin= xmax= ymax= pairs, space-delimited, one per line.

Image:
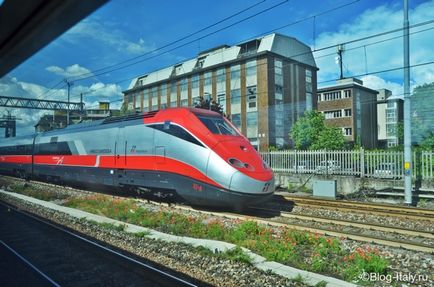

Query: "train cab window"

xmin=198 ymin=116 xmax=239 ymax=136
xmin=149 ymin=124 xmax=204 ymax=147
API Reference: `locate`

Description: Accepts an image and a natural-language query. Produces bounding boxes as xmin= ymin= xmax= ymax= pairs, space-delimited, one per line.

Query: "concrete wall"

xmin=274 ymin=172 xmax=434 ymax=193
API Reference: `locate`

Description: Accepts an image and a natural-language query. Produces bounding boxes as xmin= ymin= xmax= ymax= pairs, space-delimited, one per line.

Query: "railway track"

xmin=280 ymin=194 xmax=434 ymax=221
xmin=148 ymin=201 xmax=433 ymax=253
xmin=2 ymin=176 xmax=433 ymax=253
xmin=0 ymin=199 xmax=203 ymax=287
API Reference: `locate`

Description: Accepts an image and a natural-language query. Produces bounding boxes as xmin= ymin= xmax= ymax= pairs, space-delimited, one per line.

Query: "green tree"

xmin=290 ymin=110 xmax=346 ymax=150
xmin=420 ymin=133 xmax=434 ymax=150
xmin=290 ymin=111 xmax=325 ymax=149
xmin=311 ymin=126 xmax=345 ymax=150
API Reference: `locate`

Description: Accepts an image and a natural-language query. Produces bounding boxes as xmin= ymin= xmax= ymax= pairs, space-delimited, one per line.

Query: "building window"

xmin=239 ymin=39 xmax=261 ymax=56
xmin=143 ymin=89 xmax=149 ymax=111
xmin=231 ymin=89 xmax=241 ymax=114
xmin=275 ymin=59 xmax=283 ymax=87
xmin=246 ymin=60 xmax=257 ymax=87
xmin=386 ymin=124 xmax=397 ymax=135
xmin=203 ymin=71 xmax=212 ymax=96
xmin=231 ymin=113 xmax=241 ymax=129
xmin=306 ymin=92 xmax=312 ymax=111
xmin=216 ymin=68 xmax=226 ymax=112
xmin=344 ymin=108 xmax=352 ymax=117
xmin=246 ymin=86 xmax=257 ymax=111
xmin=344 ymin=90 xmax=351 ymax=98
xmin=246 ymin=111 xmax=258 ymax=138
xmin=151 ymin=86 xmax=158 ymax=110
xmin=191 ymin=75 xmax=200 ymax=106
xmin=230 ymin=65 xmax=240 ymax=89
xmin=323 ymin=91 xmax=342 ymax=101
xmin=306 ymin=69 xmax=313 ymax=107
xmin=386 ymin=109 xmax=396 ymax=123
xmin=174 ymin=64 xmax=183 ymax=76
xmin=343 ymin=127 xmax=352 ymax=136
xmin=196 ymin=56 xmax=206 ymax=69
xmin=160 ymin=83 xmax=167 ymax=109
xmin=217 ymin=93 xmax=226 ymax=112
xmin=134 ymin=92 xmax=141 ymax=111
xmin=387 ymin=139 xmax=398 ymax=147
xmin=180 ymin=78 xmax=188 ymax=106
xmin=324 ymin=110 xmax=342 ymax=119
xmin=170 ymin=81 xmax=177 ymax=107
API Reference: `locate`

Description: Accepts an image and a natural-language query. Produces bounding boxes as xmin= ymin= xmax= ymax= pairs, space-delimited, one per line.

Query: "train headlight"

xmin=228 ymin=158 xmax=245 ymax=168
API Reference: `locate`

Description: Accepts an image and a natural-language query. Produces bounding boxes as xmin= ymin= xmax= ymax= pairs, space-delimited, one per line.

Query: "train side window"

xmin=0 ymin=144 xmax=32 ymax=155
xmin=149 ymin=124 xmax=204 ymax=147
xmin=35 ymin=142 xmax=72 ymax=155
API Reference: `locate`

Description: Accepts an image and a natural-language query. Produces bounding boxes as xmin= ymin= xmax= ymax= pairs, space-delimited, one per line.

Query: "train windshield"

xmin=198 ymin=116 xmax=239 ymax=136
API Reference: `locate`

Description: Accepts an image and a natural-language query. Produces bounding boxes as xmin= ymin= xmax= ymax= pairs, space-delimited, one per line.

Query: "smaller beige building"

xmin=317 ymin=78 xmax=378 ymax=149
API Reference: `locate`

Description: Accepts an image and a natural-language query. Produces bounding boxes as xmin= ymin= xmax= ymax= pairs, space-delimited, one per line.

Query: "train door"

xmin=154 ymin=121 xmax=168 ymax=171
xmin=114 ymin=124 xmax=126 ymax=169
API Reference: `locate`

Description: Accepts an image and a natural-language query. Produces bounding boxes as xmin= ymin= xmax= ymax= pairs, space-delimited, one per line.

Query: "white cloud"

xmin=46 ymin=64 xmax=92 ymax=78
xmin=315 ymin=1 xmax=434 ymax=92
xmin=65 ymin=19 xmax=155 ymax=55
xmin=360 ymin=75 xmax=403 ymax=96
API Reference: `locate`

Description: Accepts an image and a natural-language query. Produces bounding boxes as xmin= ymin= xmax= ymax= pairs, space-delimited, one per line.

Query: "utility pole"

xmin=337 ymin=44 xmax=345 ymax=79
xmin=64 ymin=79 xmax=74 ymax=126
xmin=403 ymin=0 xmax=412 ymax=205
xmin=80 ymin=93 xmax=84 ymax=121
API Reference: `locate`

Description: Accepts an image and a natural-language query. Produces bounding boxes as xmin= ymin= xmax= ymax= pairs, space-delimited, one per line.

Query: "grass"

xmin=4 ymin=186 xmax=390 ymax=283
xmin=9 ymin=183 xmax=69 ymax=201
xmin=63 ymin=194 xmax=389 ymax=282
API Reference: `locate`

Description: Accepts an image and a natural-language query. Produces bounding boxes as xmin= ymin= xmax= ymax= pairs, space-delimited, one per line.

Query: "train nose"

xmin=229 ymin=171 xmax=275 ymax=194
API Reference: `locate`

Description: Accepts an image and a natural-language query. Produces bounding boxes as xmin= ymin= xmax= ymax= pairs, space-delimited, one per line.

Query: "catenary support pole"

xmin=403 ymin=0 xmax=412 ymax=205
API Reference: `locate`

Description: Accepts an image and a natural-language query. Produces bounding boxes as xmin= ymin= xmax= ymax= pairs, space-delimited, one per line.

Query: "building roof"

xmin=125 ymin=33 xmax=317 ymax=92
xmin=318 ymin=78 xmax=379 ymax=95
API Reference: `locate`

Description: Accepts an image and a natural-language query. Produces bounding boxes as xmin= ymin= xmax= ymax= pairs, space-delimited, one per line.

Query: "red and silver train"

xmin=0 ymin=108 xmax=274 ymax=210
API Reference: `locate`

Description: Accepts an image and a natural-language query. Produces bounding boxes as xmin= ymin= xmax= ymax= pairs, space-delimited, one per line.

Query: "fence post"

xmin=360 ymin=148 xmax=365 ymax=178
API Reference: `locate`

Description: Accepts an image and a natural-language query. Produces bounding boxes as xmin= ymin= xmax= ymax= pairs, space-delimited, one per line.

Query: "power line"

xmin=52 ymin=0 xmax=363 ymax=101
xmin=75 ymin=0 xmax=360 ymax=83
xmin=79 ymin=14 xmax=434 ymax=101
xmin=84 ymin=59 xmax=434 ymax=110
xmin=70 ymin=0 xmax=287 ymax=82
xmin=82 ymin=18 xmax=434 ymax=103
xmin=318 ymin=60 xmax=434 ymax=85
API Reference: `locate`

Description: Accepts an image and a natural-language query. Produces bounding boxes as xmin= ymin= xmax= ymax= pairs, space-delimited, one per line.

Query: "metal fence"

xmin=260 ymin=149 xmax=434 ymax=180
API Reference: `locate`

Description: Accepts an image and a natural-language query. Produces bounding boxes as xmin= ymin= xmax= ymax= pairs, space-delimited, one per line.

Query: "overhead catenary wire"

xmin=82 ymin=20 xmax=434 ymax=108
xmin=50 ymin=0 xmax=363 ymax=100
xmin=69 ymin=0 xmax=290 ymax=82
xmin=69 ymin=0 xmax=268 ymax=80
xmin=78 ymin=15 xmax=434 ymax=102
xmin=84 ymin=59 xmax=434 ymax=110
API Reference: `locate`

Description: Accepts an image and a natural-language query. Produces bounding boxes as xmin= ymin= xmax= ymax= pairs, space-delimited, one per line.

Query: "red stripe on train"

xmin=31 ymin=154 xmax=222 ymax=188
xmin=0 ymin=155 xmax=32 ymax=164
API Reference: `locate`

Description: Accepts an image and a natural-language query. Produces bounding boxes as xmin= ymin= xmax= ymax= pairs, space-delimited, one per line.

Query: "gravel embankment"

xmin=0 ymin=193 xmax=302 ymax=287
xmin=1 ymin=177 xmax=433 ymax=286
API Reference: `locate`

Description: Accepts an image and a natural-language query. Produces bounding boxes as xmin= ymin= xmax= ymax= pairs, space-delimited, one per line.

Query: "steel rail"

xmin=137 ymin=200 xmax=434 ymax=254
xmin=0 ymin=200 xmax=200 ymax=287
xmin=251 ymin=207 xmax=434 ymax=239
xmin=281 ymin=195 xmax=434 ymax=221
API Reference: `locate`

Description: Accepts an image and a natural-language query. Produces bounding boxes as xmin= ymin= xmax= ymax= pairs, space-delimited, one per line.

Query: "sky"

xmin=1 ymin=0 xmax=434 ymax=137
